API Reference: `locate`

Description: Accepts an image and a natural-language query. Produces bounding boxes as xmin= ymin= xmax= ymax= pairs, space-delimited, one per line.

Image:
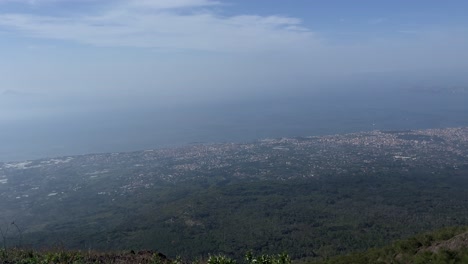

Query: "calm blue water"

xmin=1 ymin=88 xmax=467 ymax=162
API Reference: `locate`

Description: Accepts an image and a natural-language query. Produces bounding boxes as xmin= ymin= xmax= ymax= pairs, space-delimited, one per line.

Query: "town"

xmin=1 ymin=127 xmax=467 ymax=202
xmin=1 ymin=127 xmax=468 ymax=258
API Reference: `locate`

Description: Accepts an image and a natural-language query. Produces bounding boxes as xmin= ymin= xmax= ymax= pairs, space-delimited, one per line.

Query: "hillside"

xmin=0 ymin=249 xmax=169 ymax=264
xmin=0 ymin=128 xmax=468 ymax=260
xmin=1 ymin=227 xmax=468 ymax=263
xmin=313 ymin=226 xmax=468 ymax=263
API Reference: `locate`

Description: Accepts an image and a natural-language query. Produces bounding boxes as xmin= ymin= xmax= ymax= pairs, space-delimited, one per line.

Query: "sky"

xmin=0 ymin=0 xmax=468 ymax=159
xmin=1 ymin=0 xmax=468 ymax=119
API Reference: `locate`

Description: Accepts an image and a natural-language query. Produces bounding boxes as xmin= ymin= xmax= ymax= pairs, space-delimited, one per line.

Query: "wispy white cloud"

xmin=368 ymin=17 xmax=386 ymax=25
xmin=0 ymin=0 xmax=316 ymax=52
xmin=1 ymin=0 xmax=468 ymax=103
xmin=0 ymin=0 xmax=93 ymax=5
xmin=0 ymin=0 xmax=219 ymax=8
xmin=397 ymin=30 xmax=420 ymax=34
xmin=126 ymin=0 xmax=220 ymax=10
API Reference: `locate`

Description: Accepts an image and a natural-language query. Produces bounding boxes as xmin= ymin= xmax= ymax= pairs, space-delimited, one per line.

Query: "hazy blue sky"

xmin=0 ymin=0 xmax=468 ymax=121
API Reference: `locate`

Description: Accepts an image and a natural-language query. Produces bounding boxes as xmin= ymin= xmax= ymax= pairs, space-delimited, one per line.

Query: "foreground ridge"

xmin=313 ymin=226 xmax=468 ymax=264
xmin=1 ymin=227 xmax=468 ymax=263
xmin=0 ymin=249 xmax=292 ymax=264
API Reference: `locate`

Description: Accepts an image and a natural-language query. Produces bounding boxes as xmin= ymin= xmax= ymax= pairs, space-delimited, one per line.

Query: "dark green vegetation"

xmin=1 ymin=227 xmax=467 ymax=263
xmin=0 ymin=249 xmax=170 ymax=264
xmin=0 ymin=248 xmax=291 ymax=264
xmin=313 ymin=226 xmax=468 ymax=264
xmin=0 ymin=128 xmax=468 ymax=261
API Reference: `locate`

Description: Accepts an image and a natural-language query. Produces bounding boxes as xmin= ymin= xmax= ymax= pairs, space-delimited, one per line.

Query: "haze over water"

xmin=1 ymin=84 xmax=467 ymax=162
xmin=1 ymin=1 xmax=468 ymax=162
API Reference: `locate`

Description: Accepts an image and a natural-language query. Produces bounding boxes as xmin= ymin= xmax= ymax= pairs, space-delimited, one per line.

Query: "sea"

xmin=0 ymin=87 xmax=467 ymax=162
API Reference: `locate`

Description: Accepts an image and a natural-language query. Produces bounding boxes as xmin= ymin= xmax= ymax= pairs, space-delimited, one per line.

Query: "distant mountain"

xmin=1 ymin=89 xmax=25 ymax=97
xmin=410 ymin=86 xmax=468 ymax=94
